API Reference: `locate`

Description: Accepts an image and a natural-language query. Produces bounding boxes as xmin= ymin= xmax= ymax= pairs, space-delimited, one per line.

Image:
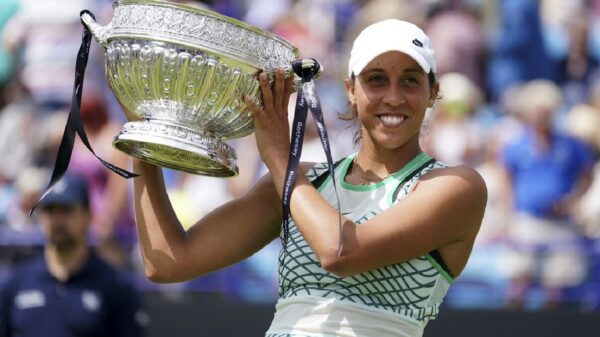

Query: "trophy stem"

xmin=112 ymin=120 xmax=238 ymax=177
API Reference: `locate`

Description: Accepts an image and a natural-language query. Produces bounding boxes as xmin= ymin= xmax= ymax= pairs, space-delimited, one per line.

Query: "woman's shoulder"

xmin=419 ymin=163 xmax=488 ymax=201
xmin=407 ymin=163 xmax=487 ymax=242
xmin=427 ymin=162 xmax=483 ymax=177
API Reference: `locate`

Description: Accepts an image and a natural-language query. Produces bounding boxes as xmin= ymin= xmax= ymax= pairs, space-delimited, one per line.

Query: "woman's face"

xmin=346 ymin=51 xmax=438 ymax=151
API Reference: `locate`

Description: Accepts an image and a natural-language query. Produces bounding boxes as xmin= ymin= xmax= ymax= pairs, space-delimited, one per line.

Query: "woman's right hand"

xmin=244 ymin=69 xmax=294 ymax=173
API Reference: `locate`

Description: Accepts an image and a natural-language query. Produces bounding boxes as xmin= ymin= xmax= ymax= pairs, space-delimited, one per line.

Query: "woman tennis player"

xmin=131 ymin=19 xmax=487 ymax=337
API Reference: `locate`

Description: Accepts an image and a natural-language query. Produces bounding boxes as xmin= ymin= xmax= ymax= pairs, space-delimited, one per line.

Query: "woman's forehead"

xmin=361 ymin=51 xmax=424 ymax=73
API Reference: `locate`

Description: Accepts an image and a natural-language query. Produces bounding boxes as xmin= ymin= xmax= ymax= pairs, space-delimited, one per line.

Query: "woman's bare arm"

xmin=133 ymin=160 xmax=281 ymax=283
xmin=279 ymin=164 xmax=487 ymax=278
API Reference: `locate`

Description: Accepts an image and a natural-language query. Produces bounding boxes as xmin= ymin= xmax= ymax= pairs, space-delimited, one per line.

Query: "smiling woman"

xmin=348 ymin=51 xmax=437 ymax=155
xmin=130 ymin=18 xmax=487 ymax=337
xmin=341 ymin=59 xmax=439 ymax=147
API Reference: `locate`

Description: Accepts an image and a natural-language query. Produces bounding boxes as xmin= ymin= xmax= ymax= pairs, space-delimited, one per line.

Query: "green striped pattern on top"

xmin=277 ymin=153 xmax=450 ymax=323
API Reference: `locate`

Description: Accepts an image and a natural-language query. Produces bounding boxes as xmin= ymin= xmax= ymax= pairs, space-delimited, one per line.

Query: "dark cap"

xmin=38 ymin=174 xmax=90 ymax=209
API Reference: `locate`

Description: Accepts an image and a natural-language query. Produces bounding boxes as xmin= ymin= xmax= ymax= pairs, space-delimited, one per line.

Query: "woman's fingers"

xmin=244 ymin=94 xmax=260 ymax=117
xmin=258 ymin=72 xmax=273 ymax=113
xmin=273 ymin=68 xmax=285 ymax=111
xmin=245 ymin=68 xmax=293 ymax=119
xmin=283 ymin=74 xmax=294 ymax=110
xmin=244 ymin=68 xmax=293 ymax=165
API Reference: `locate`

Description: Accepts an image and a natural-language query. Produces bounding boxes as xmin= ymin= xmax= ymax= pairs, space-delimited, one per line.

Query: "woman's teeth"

xmin=379 ymin=115 xmax=406 ymax=126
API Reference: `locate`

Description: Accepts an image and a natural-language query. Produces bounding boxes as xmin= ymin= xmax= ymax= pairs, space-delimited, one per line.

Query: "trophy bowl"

xmin=81 ymin=0 xmax=300 ymax=177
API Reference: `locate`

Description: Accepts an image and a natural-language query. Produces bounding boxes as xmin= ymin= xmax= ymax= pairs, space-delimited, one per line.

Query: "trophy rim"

xmin=106 ymin=35 xmax=284 ymax=72
xmin=114 ymin=0 xmax=300 ymax=56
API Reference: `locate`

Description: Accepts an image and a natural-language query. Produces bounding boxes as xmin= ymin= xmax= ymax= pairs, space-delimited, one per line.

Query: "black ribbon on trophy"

xmin=30 ymin=10 xmax=138 ymax=215
xmin=31 ymin=9 xmax=342 ymax=255
xmin=283 ymin=59 xmax=343 ymax=255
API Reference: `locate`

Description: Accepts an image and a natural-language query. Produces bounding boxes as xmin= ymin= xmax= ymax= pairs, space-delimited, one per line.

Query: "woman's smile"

xmin=377 ymin=114 xmax=407 ymax=127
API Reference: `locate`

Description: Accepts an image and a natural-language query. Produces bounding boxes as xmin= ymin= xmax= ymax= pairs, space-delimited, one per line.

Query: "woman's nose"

xmin=382 ymin=84 xmax=405 ymax=106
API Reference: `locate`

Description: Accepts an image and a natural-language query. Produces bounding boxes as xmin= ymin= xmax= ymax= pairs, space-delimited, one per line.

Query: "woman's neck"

xmin=354 ymin=138 xmax=422 ymax=178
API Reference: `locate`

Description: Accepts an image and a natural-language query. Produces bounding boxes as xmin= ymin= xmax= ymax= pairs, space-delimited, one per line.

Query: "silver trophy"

xmin=81 ymin=0 xmax=302 ymax=177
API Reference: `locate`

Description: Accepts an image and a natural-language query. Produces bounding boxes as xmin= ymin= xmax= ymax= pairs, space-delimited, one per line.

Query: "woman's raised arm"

xmin=132 ymin=160 xmax=282 ymax=283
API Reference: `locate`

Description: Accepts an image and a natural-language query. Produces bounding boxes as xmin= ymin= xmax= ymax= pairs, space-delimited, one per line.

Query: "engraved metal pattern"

xmin=105 ymin=40 xmax=259 ymax=139
xmin=81 ymin=0 xmax=299 ymax=176
xmin=114 ymin=120 xmax=238 ymax=176
xmin=110 ymin=2 xmax=296 ymax=70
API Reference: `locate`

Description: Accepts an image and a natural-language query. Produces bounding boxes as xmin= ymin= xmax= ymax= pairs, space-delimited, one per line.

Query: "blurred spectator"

xmin=426 ymin=4 xmax=486 ymax=86
xmin=498 ymin=80 xmax=594 ymax=308
xmin=32 ymin=111 xmax=68 ymax=168
xmin=0 ymin=174 xmax=146 ymax=337
xmin=565 ymin=104 xmax=600 ymax=156
xmin=565 ymin=104 xmax=600 ymax=238
xmin=0 ymin=0 xmax=19 ymax=107
xmin=556 ymin=19 xmax=600 ymax=105
xmin=486 ymin=0 xmax=557 ymax=101
xmin=540 ymin=0 xmax=585 ymax=31
xmin=244 ymin=0 xmax=293 ymax=30
xmin=591 ymin=77 xmax=600 ymax=112
xmin=270 ymin=11 xmax=332 ymax=66
xmin=423 ymin=72 xmax=484 ymax=166
xmin=0 ymin=75 xmax=36 ymax=183
xmin=539 ymin=0 xmax=586 ymax=60
xmin=69 ymin=93 xmax=135 ymax=268
xmin=1 ymin=167 xmax=47 ymax=231
xmin=474 ymin=130 xmax=511 ymax=246
xmin=3 ymin=0 xmax=96 ymax=108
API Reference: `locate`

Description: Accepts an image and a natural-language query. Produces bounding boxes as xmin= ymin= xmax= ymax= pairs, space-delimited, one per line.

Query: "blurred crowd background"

xmin=1 ymin=0 xmax=600 ymax=312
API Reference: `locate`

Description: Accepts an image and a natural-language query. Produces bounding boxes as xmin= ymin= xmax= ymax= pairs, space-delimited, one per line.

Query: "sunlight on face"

xmin=346 ymin=51 xmax=438 ymax=151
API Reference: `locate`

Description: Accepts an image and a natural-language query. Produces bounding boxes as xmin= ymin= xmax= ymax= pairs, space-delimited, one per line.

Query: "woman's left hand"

xmin=244 ymin=68 xmax=294 ymax=170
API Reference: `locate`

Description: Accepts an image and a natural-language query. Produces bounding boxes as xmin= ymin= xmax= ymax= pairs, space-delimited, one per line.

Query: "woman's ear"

xmin=428 ymin=81 xmax=440 ymax=107
xmin=344 ymin=78 xmax=356 ymax=105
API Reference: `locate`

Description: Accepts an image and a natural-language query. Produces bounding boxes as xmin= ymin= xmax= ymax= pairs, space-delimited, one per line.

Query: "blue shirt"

xmin=485 ymin=0 xmax=557 ymax=100
xmin=0 ymin=252 xmax=144 ymax=337
xmin=500 ymin=131 xmax=593 ymax=217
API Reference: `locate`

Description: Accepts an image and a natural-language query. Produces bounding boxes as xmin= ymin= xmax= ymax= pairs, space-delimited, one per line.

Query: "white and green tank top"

xmin=266 ymin=152 xmax=451 ymax=337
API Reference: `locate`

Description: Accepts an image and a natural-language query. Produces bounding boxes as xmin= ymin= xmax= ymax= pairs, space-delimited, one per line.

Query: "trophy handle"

xmin=277 ymin=59 xmax=324 ymax=91
xmin=81 ymin=11 xmax=112 ymax=48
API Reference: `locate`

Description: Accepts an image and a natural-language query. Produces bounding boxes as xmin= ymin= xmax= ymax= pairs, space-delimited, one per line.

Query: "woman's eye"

xmin=368 ymin=75 xmax=386 ymax=84
xmin=402 ymin=77 xmax=420 ymax=86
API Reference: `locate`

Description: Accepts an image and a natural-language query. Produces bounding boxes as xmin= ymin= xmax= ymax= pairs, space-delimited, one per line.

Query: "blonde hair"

xmin=514 ymin=80 xmax=563 ymax=117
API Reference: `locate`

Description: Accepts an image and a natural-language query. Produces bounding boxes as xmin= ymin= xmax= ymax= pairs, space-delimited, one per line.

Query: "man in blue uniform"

xmin=0 ymin=174 xmax=146 ymax=337
xmin=500 ymin=80 xmax=593 ymax=308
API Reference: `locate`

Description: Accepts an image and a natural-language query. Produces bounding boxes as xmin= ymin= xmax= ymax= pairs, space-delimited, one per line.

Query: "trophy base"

xmin=113 ymin=120 xmax=238 ymax=177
